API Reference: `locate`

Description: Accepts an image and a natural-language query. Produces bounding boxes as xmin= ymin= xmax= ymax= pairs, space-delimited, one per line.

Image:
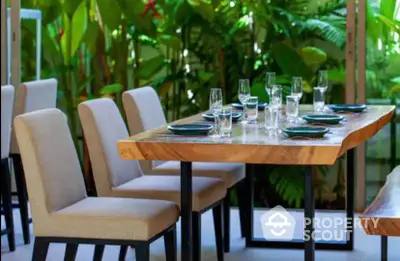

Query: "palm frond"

xmin=300 ymin=18 xmax=346 ymax=48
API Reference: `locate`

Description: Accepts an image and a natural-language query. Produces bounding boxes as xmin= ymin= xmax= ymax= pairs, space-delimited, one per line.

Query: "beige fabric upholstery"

xmin=114 ymin=176 xmax=225 ymax=212
xmin=1 ymin=85 xmax=14 ymax=159
xmin=78 ymin=98 xmax=142 ymax=196
xmin=122 ymin=87 xmax=245 ymax=187
xmin=122 ymin=87 xmax=167 ymax=172
xmin=154 ymin=161 xmax=245 ymax=188
xmin=14 ymin=108 xmax=179 ymax=241
xmin=79 ymin=98 xmax=226 ymax=211
xmin=11 ymin=79 xmax=58 ymax=154
xmin=50 ymin=197 xmax=179 ymax=241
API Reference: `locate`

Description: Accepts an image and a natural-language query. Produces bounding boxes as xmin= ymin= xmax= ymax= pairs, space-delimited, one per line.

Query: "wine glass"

xmin=317 ymin=70 xmax=328 ymax=112
xmin=318 ymin=70 xmax=328 ymax=92
xmin=265 ymin=72 xmax=276 ymax=98
xmin=238 ymin=79 xmax=251 ymax=105
xmin=209 ymin=88 xmax=223 ymax=136
xmin=291 ymin=77 xmax=303 ymax=102
xmin=238 ymin=79 xmax=251 ymax=124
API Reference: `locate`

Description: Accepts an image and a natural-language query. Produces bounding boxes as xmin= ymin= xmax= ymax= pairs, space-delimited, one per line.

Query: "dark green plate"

xmin=168 ymin=124 xmax=213 ymax=135
xmin=232 ymin=102 xmax=267 ymax=110
xmin=329 ymin=104 xmax=367 ymax=113
xmin=282 ymin=127 xmax=329 ymax=139
xmin=202 ymin=112 xmax=243 ymax=122
xmin=302 ymin=114 xmax=345 ymax=125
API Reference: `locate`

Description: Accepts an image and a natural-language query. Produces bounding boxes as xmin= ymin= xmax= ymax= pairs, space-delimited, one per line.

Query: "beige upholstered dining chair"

xmin=78 ymin=98 xmax=227 ymax=261
xmin=122 ymin=86 xmax=246 ymax=251
xmin=14 ymin=108 xmax=179 ymax=261
xmin=1 ymin=85 xmax=16 ymax=251
xmin=9 ymin=78 xmax=58 ymax=245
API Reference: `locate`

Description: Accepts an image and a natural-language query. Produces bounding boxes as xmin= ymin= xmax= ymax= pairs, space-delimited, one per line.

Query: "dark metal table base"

xmin=244 ymin=149 xmax=355 ymax=261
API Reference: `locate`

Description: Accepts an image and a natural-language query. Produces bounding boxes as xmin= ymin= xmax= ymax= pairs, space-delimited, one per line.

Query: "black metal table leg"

xmin=304 ymin=166 xmax=315 ymax=261
xmin=346 ymin=149 xmax=355 ymax=250
xmin=381 ymin=236 xmax=388 ymax=261
xmin=245 ymin=164 xmax=254 ymax=247
xmin=181 ymin=162 xmax=193 ymax=261
xmin=244 ymin=162 xmax=354 ymax=252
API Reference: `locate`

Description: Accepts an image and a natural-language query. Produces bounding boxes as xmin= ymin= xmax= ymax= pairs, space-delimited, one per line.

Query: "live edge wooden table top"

xmin=118 ymin=105 xmax=395 ymax=165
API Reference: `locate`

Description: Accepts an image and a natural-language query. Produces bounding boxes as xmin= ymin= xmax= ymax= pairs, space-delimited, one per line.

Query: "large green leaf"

xmin=377 ymin=14 xmax=400 ymax=34
xmin=271 ymin=43 xmax=313 ymax=81
xmin=61 ymin=1 xmax=87 ymax=61
xmin=138 ymin=55 xmax=167 ymax=79
xmin=71 ymin=2 xmax=87 ymax=57
xmin=388 ymin=84 xmax=400 ymax=94
xmin=81 ymin=21 xmax=100 ymax=53
xmin=62 ymin=0 xmax=82 ymax=17
xmin=192 ymin=1 xmax=214 ymax=22
xmin=198 ymin=72 xmax=215 ymax=84
xmin=159 ymin=35 xmax=181 ymax=51
xmin=300 ymin=47 xmax=327 ymax=67
xmin=99 ymin=83 xmax=124 ymax=95
xmin=97 ymin=0 xmax=122 ymax=31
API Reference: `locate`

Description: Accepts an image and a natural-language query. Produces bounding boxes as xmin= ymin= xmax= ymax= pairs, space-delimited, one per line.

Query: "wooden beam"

xmin=356 ymin=0 xmax=367 ymax=213
xmin=10 ymin=0 xmax=20 ymax=89
xmin=346 ymin=0 xmax=356 ymax=104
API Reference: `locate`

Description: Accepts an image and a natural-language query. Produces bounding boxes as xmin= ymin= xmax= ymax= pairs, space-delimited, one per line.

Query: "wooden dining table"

xmin=118 ymin=105 xmax=395 ymax=261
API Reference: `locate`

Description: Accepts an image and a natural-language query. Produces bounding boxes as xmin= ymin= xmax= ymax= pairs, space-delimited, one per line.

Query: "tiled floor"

xmin=2 ymin=209 xmax=399 ymax=261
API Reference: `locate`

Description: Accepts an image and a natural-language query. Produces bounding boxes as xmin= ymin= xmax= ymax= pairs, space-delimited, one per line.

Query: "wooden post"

xmin=356 ymin=0 xmax=367 ymax=213
xmin=11 ymin=0 xmax=20 ymax=89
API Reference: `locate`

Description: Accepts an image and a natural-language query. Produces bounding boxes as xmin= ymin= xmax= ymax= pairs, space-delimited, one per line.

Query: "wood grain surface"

xmin=359 ymin=166 xmax=400 ymax=237
xmin=118 ymin=105 xmax=395 ymax=165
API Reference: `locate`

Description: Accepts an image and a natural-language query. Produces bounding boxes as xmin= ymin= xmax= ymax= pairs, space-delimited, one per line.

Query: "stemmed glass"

xmin=265 ymin=72 xmax=276 ymax=98
xmin=291 ymin=77 xmax=303 ymax=102
xmin=290 ymin=77 xmax=303 ymax=122
xmin=317 ymin=70 xmax=328 ymax=110
xmin=238 ymin=79 xmax=251 ymax=123
xmin=318 ymin=70 xmax=328 ymax=93
xmin=209 ymin=88 xmax=223 ymax=136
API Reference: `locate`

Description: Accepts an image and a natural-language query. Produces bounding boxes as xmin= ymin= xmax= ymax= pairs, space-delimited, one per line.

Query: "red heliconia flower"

xmin=142 ymin=0 xmax=161 ymax=19
xmin=56 ymin=29 xmax=65 ymax=42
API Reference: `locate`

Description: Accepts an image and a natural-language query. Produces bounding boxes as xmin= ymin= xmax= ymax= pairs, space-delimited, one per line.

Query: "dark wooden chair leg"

xmin=223 ymin=190 xmax=231 ymax=253
xmin=192 ymin=212 xmax=201 ymax=261
xmin=1 ymin=158 xmax=16 ymax=252
xmin=236 ymin=180 xmax=247 ymax=238
xmin=93 ymin=245 xmax=105 ymax=261
xmin=118 ymin=245 xmax=128 ymax=261
xmin=64 ymin=243 xmax=79 ymax=261
xmin=213 ymin=203 xmax=224 ymax=261
xmin=32 ymin=238 xmax=50 ymax=261
xmin=164 ymin=225 xmax=177 ymax=261
xmin=381 ymin=236 xmax=388 ymax=261
xmin=135 ymin=243 xmax=150 ymax=261
xmin=13 ymin=154 xmax=31 ymax=244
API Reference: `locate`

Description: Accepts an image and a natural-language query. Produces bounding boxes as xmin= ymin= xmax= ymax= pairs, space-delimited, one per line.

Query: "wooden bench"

xmin=360 ymin=165 xmax=400 ymax=261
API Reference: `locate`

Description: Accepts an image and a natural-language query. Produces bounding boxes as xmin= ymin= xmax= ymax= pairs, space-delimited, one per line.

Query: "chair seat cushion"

xmin=152 ymin=161 xmax=245 ymax=188
xmin=41 ymin=197 xmax=179 ymax=241
xmin=113 ymin=176 xmax=226 ymax=212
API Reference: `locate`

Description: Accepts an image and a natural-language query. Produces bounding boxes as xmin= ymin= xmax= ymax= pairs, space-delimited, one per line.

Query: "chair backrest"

xmin=1 ymin=85 xmax=15 ymax=159
xmin=14 ymin=109 xmax=87 ymax=221
xmin=122 ymin=87 xmax=167 ymax=172
xmin=11 ymin=79 xmax=58 ymax=154
xmin=78 ymin=98 xmax=142 ymax=196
